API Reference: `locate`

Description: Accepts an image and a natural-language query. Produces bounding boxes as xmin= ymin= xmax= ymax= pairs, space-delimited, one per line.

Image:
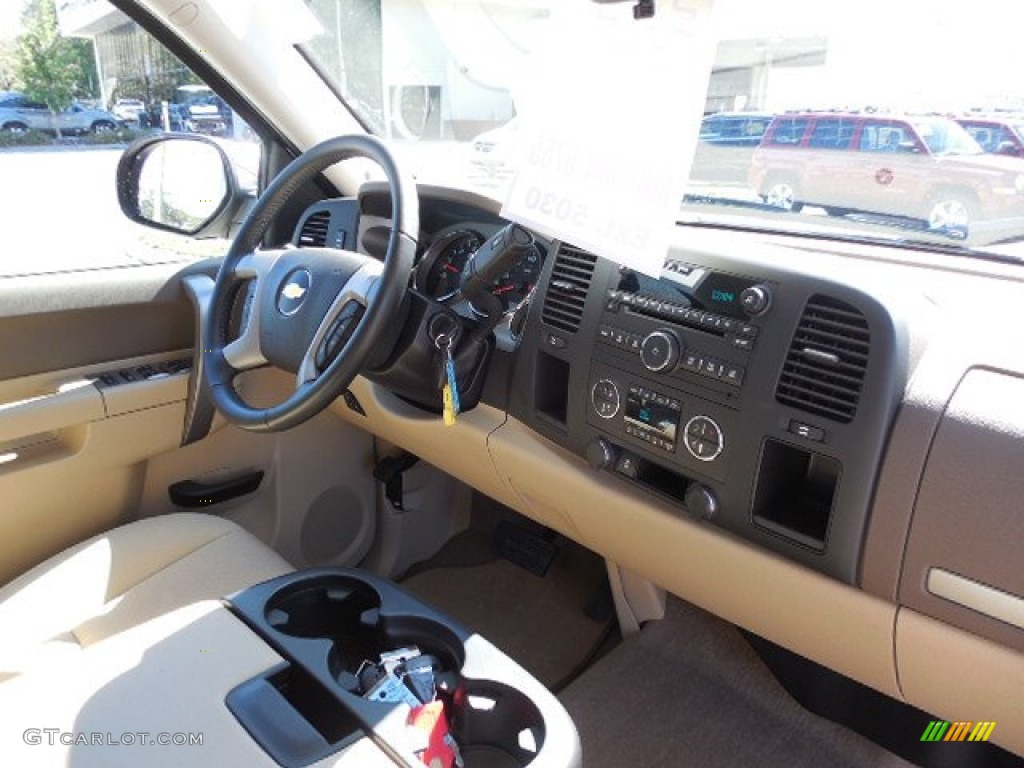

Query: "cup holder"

xmin=229 ymin=570 xmax=578 ymax=768
xmin=265 ymin=578 xmax=380 ymax=638
xmin=263 ymin=574 xmax=464 ymax=685
xmin=452 ymin=681 xmax=546 ymax=767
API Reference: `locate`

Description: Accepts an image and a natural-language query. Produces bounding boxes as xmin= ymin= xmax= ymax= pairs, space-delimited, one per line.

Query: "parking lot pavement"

xmin=0 ymin=147 xmax=138 ymax=275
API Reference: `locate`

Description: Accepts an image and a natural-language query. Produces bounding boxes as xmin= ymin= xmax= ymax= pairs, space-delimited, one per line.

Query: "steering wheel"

xmin=202 ymin=135 xmax=418 ymax=432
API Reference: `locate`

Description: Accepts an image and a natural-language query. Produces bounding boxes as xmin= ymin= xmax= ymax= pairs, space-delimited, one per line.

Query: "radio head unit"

xmin=617 ymin=259 xmax=772 ymax=320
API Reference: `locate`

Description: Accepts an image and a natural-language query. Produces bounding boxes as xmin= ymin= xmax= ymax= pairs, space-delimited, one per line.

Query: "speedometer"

xmin=416 ymin=230 xmax=484 ymax=300
xmin=477 ymin=246 xmax=543 ymax=314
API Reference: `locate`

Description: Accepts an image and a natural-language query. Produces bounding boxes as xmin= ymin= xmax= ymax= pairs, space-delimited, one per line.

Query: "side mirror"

xmin=116 ymin=133 xmax=239 ymax=236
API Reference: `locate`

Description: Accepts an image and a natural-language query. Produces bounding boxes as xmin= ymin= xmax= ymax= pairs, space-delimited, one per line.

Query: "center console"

xmin=511 ymin=242 xmax=907 ymax=584
xmin=225 ymin=569 xmax=580 ymax=768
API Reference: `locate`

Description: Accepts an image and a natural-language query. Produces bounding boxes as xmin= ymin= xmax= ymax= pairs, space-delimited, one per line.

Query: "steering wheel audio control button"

xmin=640 ymin=331 xmax=680 ymax=373
xmin=315 ymin=303 xmax=364 ymax=373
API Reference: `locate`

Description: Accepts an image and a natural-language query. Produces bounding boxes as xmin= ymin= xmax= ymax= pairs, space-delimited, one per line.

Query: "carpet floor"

xmin=403 ymin=541 xmax=611 ymax=690
xmin=559 ymin=597 xmax=917 ymax=768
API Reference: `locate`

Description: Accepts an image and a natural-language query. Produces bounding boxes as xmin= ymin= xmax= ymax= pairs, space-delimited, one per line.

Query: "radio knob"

xmin=684 ymin=483 xmax=718 ymax=520
xmin=739 ymin=284 xmax=772 ymax=317
xmin=640 ymin=331 xmax=680 ymax=373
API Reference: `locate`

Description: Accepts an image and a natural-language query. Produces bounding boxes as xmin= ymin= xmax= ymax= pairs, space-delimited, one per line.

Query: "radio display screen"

xmin=625 ymin=390 xmax=680 ymax=442
xmin=692 ymin=273 xmax=760 ymax=319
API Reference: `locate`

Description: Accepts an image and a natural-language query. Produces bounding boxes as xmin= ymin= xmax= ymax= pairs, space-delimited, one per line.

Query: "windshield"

xmin=301 ymin=0 xmax=1024 ymax=256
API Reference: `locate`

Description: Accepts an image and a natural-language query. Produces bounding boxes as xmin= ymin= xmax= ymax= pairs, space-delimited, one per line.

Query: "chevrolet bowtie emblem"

xmin=277 ymin=268 xmax=312 ymax=316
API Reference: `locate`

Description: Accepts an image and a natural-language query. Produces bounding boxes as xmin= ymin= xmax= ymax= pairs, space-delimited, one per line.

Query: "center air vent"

xmin=297 ymin=210 xmax=331 ymax=247
xmin=541 ymin=244 xmax=597 ymax=333
xmin=775 ymin=295 xmax=870 ymax=423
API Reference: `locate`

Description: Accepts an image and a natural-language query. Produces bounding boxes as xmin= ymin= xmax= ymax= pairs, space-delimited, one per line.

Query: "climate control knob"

xmin=591 ymin=379 xmax=621 ymax=419
xmin=585 ymin=438 xmax=617 ymax=470
xmin=639 ymin=331 xmax=680 ymax=373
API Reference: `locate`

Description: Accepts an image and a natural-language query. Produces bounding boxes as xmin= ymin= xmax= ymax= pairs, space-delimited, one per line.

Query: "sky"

xmin=0 ymin=1 xmax=26 ymax=42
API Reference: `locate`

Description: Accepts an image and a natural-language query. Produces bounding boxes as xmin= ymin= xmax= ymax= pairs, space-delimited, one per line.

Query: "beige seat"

xmin=0 ymin=512 xmax=292 ymax=680
xmin=0 ymin=514 xmax=407 ymax=767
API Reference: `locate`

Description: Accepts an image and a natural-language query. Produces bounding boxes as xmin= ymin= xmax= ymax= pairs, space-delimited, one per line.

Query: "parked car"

xmin=173 ymin=84 xmax=229 ymax=136
xmin=955 ymin=115 xmax=1024 ymax=157
xmin=749 ymin=111 xmax=1024 ymax=236
xmin=690 ymin=111 xmax=773 ymax=183
xmin=0 ymin=92 xmax=119 ymax=135
xmin=111 ymin=98 xmax=148 ymax=125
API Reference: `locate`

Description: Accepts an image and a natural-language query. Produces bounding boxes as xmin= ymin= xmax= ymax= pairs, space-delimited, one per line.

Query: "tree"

xmin=0 ymin=40 xmax=17 ymax=90
xmin=14 ymin=0 xmax=97 ymax=137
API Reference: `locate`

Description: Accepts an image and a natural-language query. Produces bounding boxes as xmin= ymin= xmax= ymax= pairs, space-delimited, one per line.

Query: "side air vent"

xmin=541 ymin=244 xmax=597 ymax=333
xmin=776 ymin=295 xmax=870 ymax=423
xmin=297 ymin=210 xmax=331 ymax=247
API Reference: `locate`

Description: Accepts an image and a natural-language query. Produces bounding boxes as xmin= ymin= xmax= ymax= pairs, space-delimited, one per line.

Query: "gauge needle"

xmin=443 ymin=264 xmax=461 ymax=273
xmin=492 ymin=285 xmax=515 ymax=294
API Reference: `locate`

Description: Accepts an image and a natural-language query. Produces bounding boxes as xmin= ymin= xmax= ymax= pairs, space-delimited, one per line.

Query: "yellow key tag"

xmin=442 ymin=384 xmax=456 ymax=426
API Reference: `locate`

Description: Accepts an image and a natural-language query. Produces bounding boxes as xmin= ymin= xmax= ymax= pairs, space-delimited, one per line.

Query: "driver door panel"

xmin=0 ymin=265 xmax=377 ymax=586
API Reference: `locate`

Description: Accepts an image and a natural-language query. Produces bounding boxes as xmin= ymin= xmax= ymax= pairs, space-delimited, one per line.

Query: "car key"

xmin=434 ymin=332 xmax=460 ymax=425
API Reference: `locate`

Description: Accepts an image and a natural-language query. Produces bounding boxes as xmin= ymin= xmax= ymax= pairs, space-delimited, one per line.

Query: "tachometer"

xmin=416 ymin=230 xmax=484 ymax=300
xmin=476 ymin=245 xmax=543 ymax=314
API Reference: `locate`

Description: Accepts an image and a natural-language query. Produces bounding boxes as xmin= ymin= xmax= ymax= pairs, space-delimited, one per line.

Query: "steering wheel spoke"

xmin=297 ymin=260 xmax=382 ymax=385
xmin=220 ymin=248 xmax=285 ymax=372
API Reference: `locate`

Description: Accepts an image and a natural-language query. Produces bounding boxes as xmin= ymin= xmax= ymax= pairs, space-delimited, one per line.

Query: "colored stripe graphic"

xmin=968 ymin=722 xmax=996 ymax=742
xmin=945 ymin=722 xmax=973 ymax=742
xmin=921 ymin=720 xmax=995 ymax=743
xmin=921 ymin=721 xmax=949 ymax=742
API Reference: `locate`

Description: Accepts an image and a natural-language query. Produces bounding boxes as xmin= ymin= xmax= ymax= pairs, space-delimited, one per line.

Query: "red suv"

xmin=749 ymin=112 xmax=1024 ymax=236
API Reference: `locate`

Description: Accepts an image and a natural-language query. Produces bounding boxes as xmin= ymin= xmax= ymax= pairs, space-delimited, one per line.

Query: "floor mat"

xmin=403 ymin=542 xmax=611 ymax=690
xmin=558 ymin=598 xmax=916 ymax=768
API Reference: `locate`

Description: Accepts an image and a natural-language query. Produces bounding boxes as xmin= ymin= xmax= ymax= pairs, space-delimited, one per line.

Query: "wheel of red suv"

xmin=91 ymin=120 xmax=116 ymax=134
xmin=926 ymin=193 xmax=976 ymax=239
xmin=763 ymin=176 xmax=803 ymax=212
xmin=2 ymin=121 xmax=28 ymax=134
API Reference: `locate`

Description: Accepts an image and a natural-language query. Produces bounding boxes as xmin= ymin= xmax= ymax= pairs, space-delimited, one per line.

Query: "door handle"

xmin=168 ymin=470 xmax=264 ymax=508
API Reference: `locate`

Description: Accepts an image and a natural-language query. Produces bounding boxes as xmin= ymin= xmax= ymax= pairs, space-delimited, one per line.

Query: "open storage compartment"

xmin=226 ymin=569 xmax=580 ymax=768
xmin=751 ymin=438 xmax=841 ymax=550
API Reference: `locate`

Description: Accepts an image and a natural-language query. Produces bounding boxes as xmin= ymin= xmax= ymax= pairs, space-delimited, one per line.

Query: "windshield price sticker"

xmin=501 ymin=0 xmax=716 ymax=278
xmin=519 ymin=184 xmax=652 ymax=256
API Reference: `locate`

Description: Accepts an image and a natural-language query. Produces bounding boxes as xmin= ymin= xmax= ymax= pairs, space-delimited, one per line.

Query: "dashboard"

xmin=510 ymin=241 xmax=906 ymax=584
xmin=295 ymin=187 xmax=905 ymax=583
xmin=291 ymin=185 xmax=1024 ymax=756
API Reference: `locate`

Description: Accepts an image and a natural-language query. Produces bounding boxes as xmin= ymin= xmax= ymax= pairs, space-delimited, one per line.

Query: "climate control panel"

xmin=586 ymin=361 xmax=734 ymax=484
